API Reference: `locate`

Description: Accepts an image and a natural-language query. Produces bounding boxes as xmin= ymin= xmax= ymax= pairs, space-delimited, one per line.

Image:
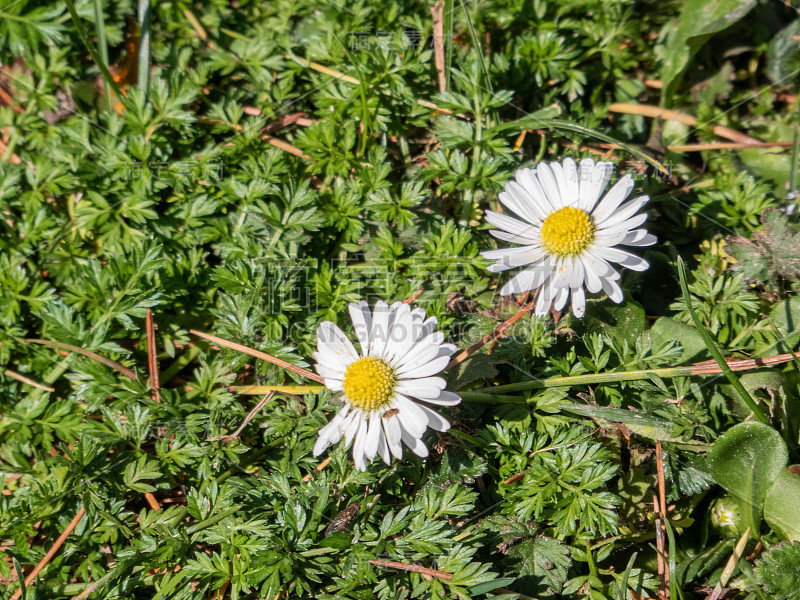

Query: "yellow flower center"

xmin=342 ymin=357 xmax=396 ymax=410
xmin=540 ymin=206 xmax=595 ymax=257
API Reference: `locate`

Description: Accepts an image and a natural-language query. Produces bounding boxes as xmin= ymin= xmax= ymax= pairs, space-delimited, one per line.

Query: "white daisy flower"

xmin=312 ymin=300 xmax=460 ymax=471
xmin=481 ymin=158 xmax=656 ymax=318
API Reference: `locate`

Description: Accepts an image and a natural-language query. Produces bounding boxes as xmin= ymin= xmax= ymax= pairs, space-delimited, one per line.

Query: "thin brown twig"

xmin=368 ymin=560 xmax=453 ymax=580
xmin=10 ymin=507 xmax=86 ymax=600
xmin=446 ymin=299 xmax=536 ymax=370
xmin=430 ymin=0 xmax=446 ymax=93
xmin=608 ymin=103 xmax=761 ymax=145
xmin=689 ymin=353 xmax=796 ymax=374
xmin=503 ymin=472 xmax=525 ymax=485
xmin=2 ymin=369 xmax=54 ymax=392
xmin=403 ymin=287 xmax=424 ymax=304
xmin=25 ymin=339 xmax=139 ymax=381
xmin=144 ymin=492 xmax=160 ymax=511
xmin=223 ymin=392 xmax=276 ymax=443
xmin=667 ymin=141 xmax=794 ymax=152
xmin=260 ymin=133 xmax=311 ymax=160
xmin=302 ymin=456 xmax=332 ymax=482
xmin=146 ymin=309 xmax=160 ymax=403
xmin=190 ymin=330 xmax=324 ymax=383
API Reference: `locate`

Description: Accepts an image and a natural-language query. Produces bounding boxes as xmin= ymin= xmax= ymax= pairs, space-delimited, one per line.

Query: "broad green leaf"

xmin=649 ymin=316 xmax=706 ymax=363
xmin=707 ymin=422 xmax=788 ymax=536
xmin=764 ymin=469 xmax=800 ymax=541
xmin=658 ymin=0 xmax=757 ymax=103
xmin=766 ymin=19 xmax=800 ymax=86
xmin=573 ymin=300 xmax=646 ymax=348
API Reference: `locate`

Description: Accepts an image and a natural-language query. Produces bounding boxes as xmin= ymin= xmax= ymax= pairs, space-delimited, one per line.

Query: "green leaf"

xmin=658 ymin=0 xmax=757 ymax=103
xmin=506 ymin=536 xmax=571 ymax=597
xmin=649 ymin=316 xmax=707 ymax=363
xmin=766 ymin=19 xmax=800 ymax=86
xmin=468 ymin=577 xmax=516 ymax=595
xmin=707 ymin=422 xmax=789 ymax=536
xmin=764 ymin=469 xmax=800 ymax=541
xmin=572 ymin=300 xmax=646 ymax=348
xmin=756 ymin=542 xmax=800 ymax=600
xmin=560 ymin=404 xmax=685 ymax=442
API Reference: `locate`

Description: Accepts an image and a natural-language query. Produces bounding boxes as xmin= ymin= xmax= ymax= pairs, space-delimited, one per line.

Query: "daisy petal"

xmin=396 ymin=354 xmax=450 ymax=378
xmin=485 ymin=210 xmax=539 ymax=238
xmin=417 ymin=403 xmax=450 ymax=432
xmin=348 ymin=301 xmax=372 ymax=356
xmin=400 ymin=426 xmax=429 ymax=458
xmin=562 ymin=157 xmax=580 ymax=207
xmin=498 ymin=260 xmax=551 ymax=295
xmin=591 ymin=174 xmax=634 ymax=223
xmin=395 ymin=376 xmax=447 ymax=399
xmin=579 ymin=160 xmax=613 ymax=212
xmin=516 ymin=167 xmax=556 ymax=212
xmin=596 ymin=195 xmax=648 ymax=228
xmin=368 ymin=301 xmax=392 ymax=359
xmin=620 ymin=229 xmax=657 ymax=246
xmin=317 ymin=321 xmax=359 ymax=364
xmin=594 ymin=246 xmax=650 ymax=271
xmin=537 ymin=162 xmax=562 ymax=208
xmin=601 ymin=277 xmax=624 ymax=303
xmin=553 ymin=287 xmax=570 ymax=311
xmin=363 ymin=411 xmax=382 ymax=461
xmin=394 ymin=394 xmax=429 ymax=438
xmin=416 ymin=390 xmax=461 ymax=406
xmin=571 ymin=286 xmax=586 ymax=318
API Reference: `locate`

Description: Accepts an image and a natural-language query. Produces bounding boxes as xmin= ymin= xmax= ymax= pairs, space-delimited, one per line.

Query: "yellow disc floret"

xmin=342 ymin=357 xmax=397 ymax=410
xmin=540 ymin=206 xmax=595 ymax=257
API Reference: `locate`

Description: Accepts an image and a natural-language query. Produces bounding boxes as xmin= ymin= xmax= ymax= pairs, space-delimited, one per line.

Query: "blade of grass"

xmin=137 ymin=0 xmax=151 ymax=94
xmin=186 ymin=504 xmax=242 ymax=535
xmin=538 ymin=119 xmax=668 ymax=175
xmin=608 ymin=103 xmax=761 ymax=145
xmin=64 ymin=0 xmax=124 ymax=100
xmin=664 ymin=518 xmax=679 ymax=600
xmin=460 ymin=0 xmax=491 ymax=92
xmin=93 ymin=0 xmax=111 ymax=112
xmin=677 ymin=256 xmax=768 ymax=424
xmin=618 ymin=552 xmax=638 ymax=600
xmin=160 ymin=342 xmax=202 ymax=384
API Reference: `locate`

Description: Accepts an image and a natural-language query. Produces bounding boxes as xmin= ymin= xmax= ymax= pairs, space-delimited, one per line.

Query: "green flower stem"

xmin=185 ymin=504 xmax=242 ymax=535
xmin=473 ymin=366 xmax=695 ymax=395
xmin=457 ymin=391 xmax=528 ymax=404
xmin=677 ymin=256 xmax=769 ymax=425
